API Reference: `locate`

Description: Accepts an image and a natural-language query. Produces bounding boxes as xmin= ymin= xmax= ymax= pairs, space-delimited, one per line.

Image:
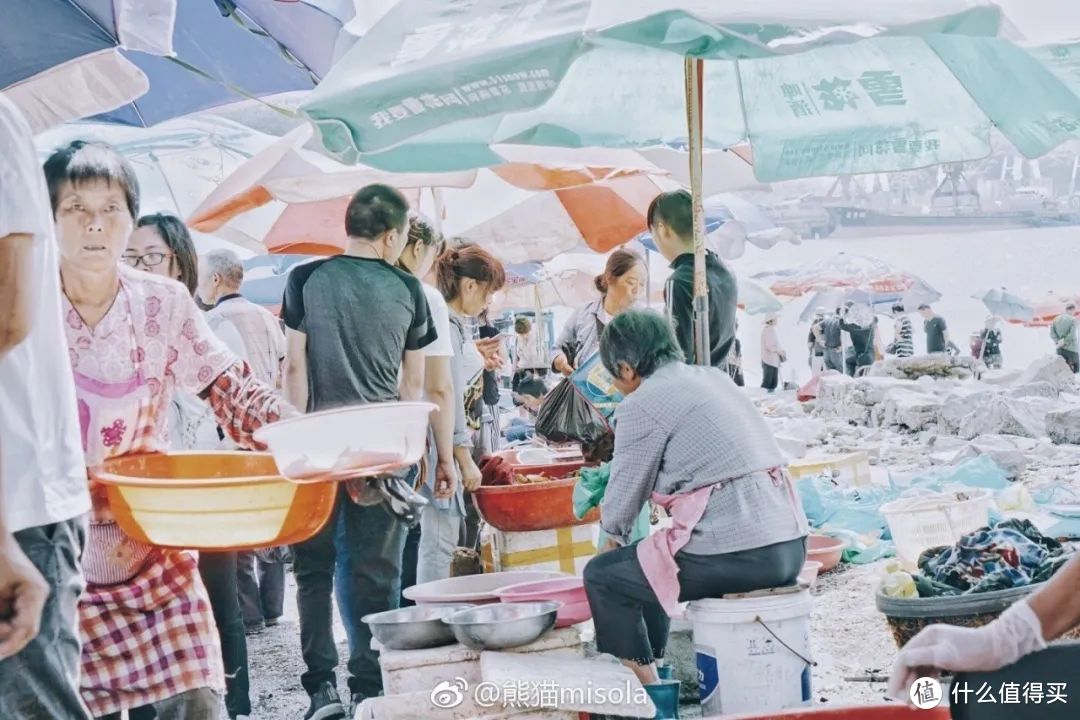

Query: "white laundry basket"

xmin=880 ymin=488 xmax=994 ymax=570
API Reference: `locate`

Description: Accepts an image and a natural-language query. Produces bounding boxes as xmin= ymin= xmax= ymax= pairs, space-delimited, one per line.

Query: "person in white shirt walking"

xmin=197 ymin=249 xmax=290 ymax=636
xmin=0 ymin=94 xmax=93 ymax=719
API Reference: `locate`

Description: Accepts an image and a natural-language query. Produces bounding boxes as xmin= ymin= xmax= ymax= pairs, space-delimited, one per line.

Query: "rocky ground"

xmin=240 ymin=354 xmax=1080 ymax=718
xmin=242 ymin=565 xmax=901 ymax=719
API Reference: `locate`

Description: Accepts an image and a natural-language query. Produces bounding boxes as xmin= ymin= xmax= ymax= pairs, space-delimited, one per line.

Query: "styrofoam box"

xmin=483 ymin=523 xmax=600 ymax=575
xmin=378 ymin=626 xmax=584 ymax=696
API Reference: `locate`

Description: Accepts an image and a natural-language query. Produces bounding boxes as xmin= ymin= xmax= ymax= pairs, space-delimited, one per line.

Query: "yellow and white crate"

xmin=482 ymin=523 xmax=599 ymax=575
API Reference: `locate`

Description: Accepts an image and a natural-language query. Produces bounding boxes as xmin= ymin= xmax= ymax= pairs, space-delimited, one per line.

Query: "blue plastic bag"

xmin=571 ymin=354 xmax=623 ymax=419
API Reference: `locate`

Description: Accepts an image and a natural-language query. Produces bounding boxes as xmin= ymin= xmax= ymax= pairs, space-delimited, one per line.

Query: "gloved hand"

xmin=888 ymin=600 xmax=1047 ymax=702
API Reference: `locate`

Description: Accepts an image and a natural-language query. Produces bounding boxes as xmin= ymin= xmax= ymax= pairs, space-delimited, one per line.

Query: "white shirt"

xmin=0 ymin=95 xmax=89 ymax=532
xmin=206 ymin=295 xmax=286 ymax=386
xmin=422 ymin=284 xmax=454 ymax=358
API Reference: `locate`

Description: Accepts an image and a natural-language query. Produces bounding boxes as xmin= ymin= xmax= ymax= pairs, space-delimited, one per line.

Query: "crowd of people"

xmin=4 ymin=82 xmax=1080 ymax=717
xmin=0 ymin=80 xmax=769 ymax=719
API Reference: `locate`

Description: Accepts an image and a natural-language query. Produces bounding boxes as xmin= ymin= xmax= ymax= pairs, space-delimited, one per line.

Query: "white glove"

xmin=888 ymin=600 xmax=1047 ymax=702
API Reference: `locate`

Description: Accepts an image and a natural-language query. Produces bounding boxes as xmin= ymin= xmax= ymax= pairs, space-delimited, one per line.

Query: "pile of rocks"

xmin=815 ymin=355 xmax=1080 ymax=446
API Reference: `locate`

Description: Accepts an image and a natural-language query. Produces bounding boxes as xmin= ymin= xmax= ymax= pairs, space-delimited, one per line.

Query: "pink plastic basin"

xmin=807 ymin=534 xmax=846 ymax=573
xmin=403 ymin=571 xmax=567 ymax=605
xmin=798 ymin=560 xmax=823 ymax=586
xmin=495 ymin=577 xmax=591 ymax=628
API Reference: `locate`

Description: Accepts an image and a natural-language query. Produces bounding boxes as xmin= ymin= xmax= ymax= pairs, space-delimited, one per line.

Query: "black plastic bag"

xmin=535 ymin=378 xmax=610 ymax=447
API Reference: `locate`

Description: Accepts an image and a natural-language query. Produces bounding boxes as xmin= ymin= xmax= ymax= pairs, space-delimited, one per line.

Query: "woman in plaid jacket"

xmin=45 ymin=140 xmax=295 ymax=719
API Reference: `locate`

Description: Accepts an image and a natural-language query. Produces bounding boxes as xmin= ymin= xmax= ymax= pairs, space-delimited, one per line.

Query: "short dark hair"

xmin=918 ymin=304 xmax=932 ymax=311
xmin=892 ymin=303 xmax=905 ymax=314
xmin=646 ymin=190 xmax=693 ymax=241
xmin=43 ymin=140 xmax=140 ymax=218
xmin=514 ymin=316 xmax=532 ymax=335
xmin=136 ymin=214 xmax=199 ymax=295
xmin=344 ymin=184 xmax=409 ymax=240
xmin=595 ymin=248 xmax=644 ymax=294
xmin=1067 ymin=303 xmax=1077 ymax=312
xmin=600 ymin=309 xmax=684 ymax=379
xmin=435 ymin=243 xmax=506 ymax=301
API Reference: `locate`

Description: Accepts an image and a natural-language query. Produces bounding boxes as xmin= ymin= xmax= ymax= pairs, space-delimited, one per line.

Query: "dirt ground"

xmin=240 ymin=561 xmax=897 ymax=719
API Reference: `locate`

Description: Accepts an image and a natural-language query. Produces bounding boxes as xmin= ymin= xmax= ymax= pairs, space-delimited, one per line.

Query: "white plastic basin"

xmin=254 ymin=402 xmax=436 ymax=482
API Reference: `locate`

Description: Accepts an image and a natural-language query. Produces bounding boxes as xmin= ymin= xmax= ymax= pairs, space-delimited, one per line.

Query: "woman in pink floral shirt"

xmin=43 ymin=140 xmax=294 ymax=719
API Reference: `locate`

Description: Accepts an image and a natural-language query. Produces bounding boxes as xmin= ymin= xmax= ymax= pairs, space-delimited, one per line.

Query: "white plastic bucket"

xmin=688 ymin=588 xmax=814 ymax=717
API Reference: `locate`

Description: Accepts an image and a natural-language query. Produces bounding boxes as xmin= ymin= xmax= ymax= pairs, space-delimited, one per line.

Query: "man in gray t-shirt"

xmin=280 ymin=185 xmax=436 ymax=718
xmin=282 ymin=254 xmax=435 ymax=411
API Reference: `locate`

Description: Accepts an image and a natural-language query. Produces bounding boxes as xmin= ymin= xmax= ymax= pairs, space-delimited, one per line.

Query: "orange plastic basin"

xmin=718 ymin=705 xmax=950 ymax=719
xmin=92 ymin=452 xmax=337 ymax=551
xmin=475 ymin=477 xmax=599 ymax=532
xmin=475 ymin=461 xmax=598 ymax=532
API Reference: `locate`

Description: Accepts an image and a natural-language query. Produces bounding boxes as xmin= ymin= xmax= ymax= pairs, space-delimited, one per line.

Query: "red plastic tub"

xmin=717 ymin=705 xmax=950 ymax=719
xmin=474 ymin=461 xmax=598 ymax=532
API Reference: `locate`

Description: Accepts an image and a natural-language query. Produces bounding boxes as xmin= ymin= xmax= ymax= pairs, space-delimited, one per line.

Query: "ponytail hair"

xmin=435 ymin=242 xmax=506 ymax=301
xmin=595 ymin=248 xmax=644 ymax=296
xmin=396 ymin=215 xmax=444 ymax=271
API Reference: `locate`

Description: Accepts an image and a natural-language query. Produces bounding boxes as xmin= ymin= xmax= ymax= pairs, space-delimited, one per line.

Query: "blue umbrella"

xmin=2 ymin=1 xmax=176 ymax=129
xmin=4 ymin=1 xmax=337 ymax=129
xmin=636 ymin=194 xmax=794 ymax=256
xmin=91 ymin=0 xmax=332 ymax=126
xmin=240 ymin=254 xmax=315 ymax=306
xmin=973 ymin=288 xmax=1035 ymax=322
xmin=798 ymin=281 xmax=942 ymax=322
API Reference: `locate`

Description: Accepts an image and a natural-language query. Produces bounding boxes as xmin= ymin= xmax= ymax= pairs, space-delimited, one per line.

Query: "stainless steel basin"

xmin=362 ymin=604 xmax=473 ymax=650
xmin=443 ymin=601 xmax=561 ymax=650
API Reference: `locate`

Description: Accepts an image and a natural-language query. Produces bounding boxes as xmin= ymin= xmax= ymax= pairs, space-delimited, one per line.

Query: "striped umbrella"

xmin=755 ymin=253 xmax=931 ymax=298
xmin=189 ymin=126 xmax=680 ymax=262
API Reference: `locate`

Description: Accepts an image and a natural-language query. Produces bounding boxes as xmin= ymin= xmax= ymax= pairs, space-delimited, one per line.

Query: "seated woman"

xmin=583 ymin=310 xmax=809 ymax=699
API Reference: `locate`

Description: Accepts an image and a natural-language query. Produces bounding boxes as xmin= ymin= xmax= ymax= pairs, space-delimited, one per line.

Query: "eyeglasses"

xmin=122 ymin=252 xmax=172 ymax=268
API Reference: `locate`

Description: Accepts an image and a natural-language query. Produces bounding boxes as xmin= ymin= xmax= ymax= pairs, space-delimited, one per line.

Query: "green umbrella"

xmin=301 ymin=0 xmax=1078 ymax=361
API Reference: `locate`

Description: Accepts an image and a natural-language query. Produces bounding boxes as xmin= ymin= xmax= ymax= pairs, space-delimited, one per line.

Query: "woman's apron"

xmin=636 ymin=467 xmax=802 ymax=617
xmin=72 ymin=282 xmax=223 ymax=716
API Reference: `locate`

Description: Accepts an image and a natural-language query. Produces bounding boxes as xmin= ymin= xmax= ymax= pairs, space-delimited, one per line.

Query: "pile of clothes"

xmin=912 ymin=519 xmax=1073 ymax=597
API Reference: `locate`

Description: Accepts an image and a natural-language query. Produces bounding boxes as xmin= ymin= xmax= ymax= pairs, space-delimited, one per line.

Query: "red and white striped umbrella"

xmin=756 ymin=252 xmax=929 ymax=298
xmin=188 ymin=128 xmax=755 ymax=263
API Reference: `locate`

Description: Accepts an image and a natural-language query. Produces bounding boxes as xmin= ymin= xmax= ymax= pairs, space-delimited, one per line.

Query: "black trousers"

xmin=236 ymin=550 xmax=286 ymax=627
xmin=583 ymin=537 xmax=806 ymax=664
xmin=400 ymin=522 xmax=421 ymax=607
xmin=198 ymin=552 xmax=250 ymax=717
xmin=1059 ymin=349 xmax=1079 ymax=373
xmin=761 ymin=363 xmax=780 ymax=391
xmin=293 ymin=489 xmax=407 ymax=699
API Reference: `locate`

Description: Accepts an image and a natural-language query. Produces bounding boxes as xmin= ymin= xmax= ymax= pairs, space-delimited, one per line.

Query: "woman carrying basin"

xmin=45 ymin=140 xmax=294 ymax=719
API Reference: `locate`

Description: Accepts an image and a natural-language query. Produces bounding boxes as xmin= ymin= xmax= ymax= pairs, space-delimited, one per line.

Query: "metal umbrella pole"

xmin=685 ymin=56 xmax=710 ymax=366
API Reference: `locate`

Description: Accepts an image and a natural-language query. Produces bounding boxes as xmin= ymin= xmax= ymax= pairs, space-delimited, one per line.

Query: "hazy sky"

xmin=991 ymin=0 xmax=1078 ymax=44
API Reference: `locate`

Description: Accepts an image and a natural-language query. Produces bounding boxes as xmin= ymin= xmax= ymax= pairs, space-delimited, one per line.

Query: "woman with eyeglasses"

xmin=45 ymin=140 xmax=294 ymax=720
xmin=126 ymin=213 xmax=254 ymax=720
